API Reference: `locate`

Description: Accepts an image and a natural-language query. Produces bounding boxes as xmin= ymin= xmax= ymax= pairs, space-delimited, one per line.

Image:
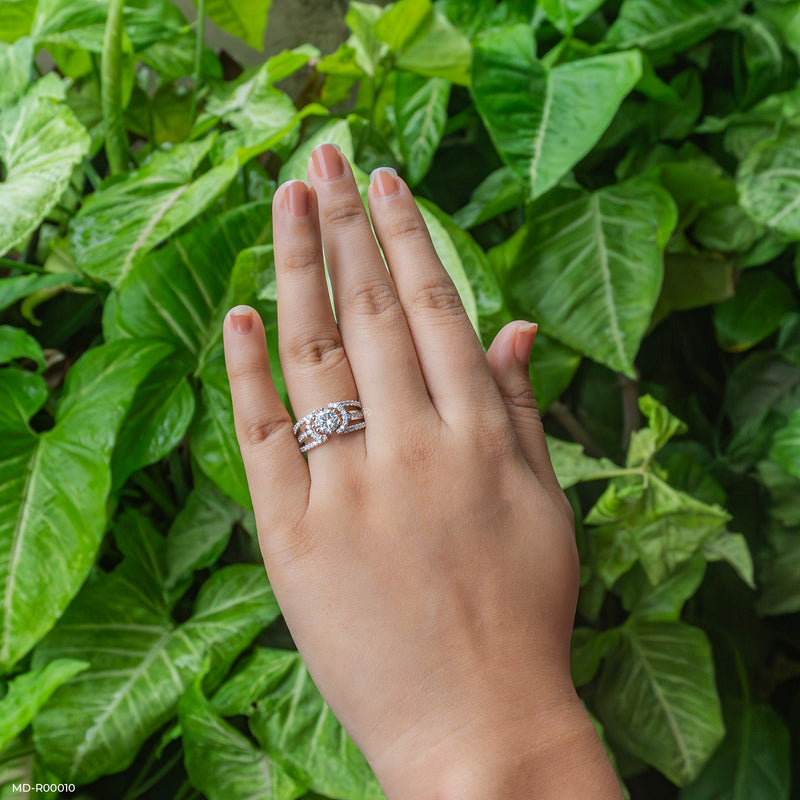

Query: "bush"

xmin=1 ymin=0 xmax=799 ymax=797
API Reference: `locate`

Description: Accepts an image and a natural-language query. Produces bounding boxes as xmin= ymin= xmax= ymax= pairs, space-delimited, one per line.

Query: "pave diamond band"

xmin=293 ymin=400 xmax=366 ymax=453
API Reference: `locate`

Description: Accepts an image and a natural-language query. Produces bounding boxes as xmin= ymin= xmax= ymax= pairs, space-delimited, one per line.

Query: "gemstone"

xmin=314 ymin=408 xmax=340 ymax=434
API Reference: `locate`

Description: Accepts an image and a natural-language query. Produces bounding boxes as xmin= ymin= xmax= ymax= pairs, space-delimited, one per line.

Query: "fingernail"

xmin=285 ymin=180 xmax=310 ymax=217
xmin=370 ymin=167 xmax=400 ymax=198
xmin=514 ymin=322 xmax=538 ymax=363
xmin=229 ymin=305 xmax=253 ymax=334
xmin=311 ymin=143 xmax=344 ymax=180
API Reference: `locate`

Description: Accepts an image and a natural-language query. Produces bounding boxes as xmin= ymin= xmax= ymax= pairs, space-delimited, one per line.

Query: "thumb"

xmin=485 ymin=321 xmax=562 ymax=497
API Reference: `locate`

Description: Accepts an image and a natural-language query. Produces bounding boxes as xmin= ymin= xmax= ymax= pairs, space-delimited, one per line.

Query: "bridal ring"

xmin=293 ymin=400 xmax=366 ymax=452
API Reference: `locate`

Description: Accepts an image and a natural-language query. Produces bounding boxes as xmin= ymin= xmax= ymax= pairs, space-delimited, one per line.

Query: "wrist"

xmin=373 ymin=686 xmax=623 ymax=800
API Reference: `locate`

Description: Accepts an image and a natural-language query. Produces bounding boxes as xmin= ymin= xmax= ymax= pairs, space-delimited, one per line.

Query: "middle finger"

xmin=306 ymin=144 xmax=434 ymax=439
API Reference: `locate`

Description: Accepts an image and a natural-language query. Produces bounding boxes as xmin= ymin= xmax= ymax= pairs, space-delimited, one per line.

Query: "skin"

xmin=222 ymin=144 xmax=624 ymax=799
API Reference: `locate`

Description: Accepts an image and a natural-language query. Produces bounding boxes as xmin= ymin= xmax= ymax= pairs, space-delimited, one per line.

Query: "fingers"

xmin=485 ymin=321 xmax=564 ymax=498
xmin=272 ymin=179 xmax=364 ymax=468
xmin=223 ymin=305 xmax=310 ymax=540
xmin=366 ymin=168 xmax=509 ymax=429
xmin=304 ymin=145 xmax=435 ymax=443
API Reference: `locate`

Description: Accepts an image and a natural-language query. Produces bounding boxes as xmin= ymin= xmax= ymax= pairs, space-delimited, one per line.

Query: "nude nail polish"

xmin=311 ymin=143 xmax=344 ymax=180
xmin=370 ymin=167 xmax=400 ymax=198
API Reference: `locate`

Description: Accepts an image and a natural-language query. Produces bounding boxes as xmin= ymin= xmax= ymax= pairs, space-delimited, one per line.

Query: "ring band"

xmin=293 ymin=400 xmax=366 ymax=452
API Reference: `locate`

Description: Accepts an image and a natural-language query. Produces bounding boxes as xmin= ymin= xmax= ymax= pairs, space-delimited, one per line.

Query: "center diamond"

xmin=314 ymin=408 xmax=340 ymax=435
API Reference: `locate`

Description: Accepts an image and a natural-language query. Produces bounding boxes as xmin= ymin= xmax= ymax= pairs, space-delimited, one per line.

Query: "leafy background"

xmin=1 ymin=0 xmax=799 ymax=797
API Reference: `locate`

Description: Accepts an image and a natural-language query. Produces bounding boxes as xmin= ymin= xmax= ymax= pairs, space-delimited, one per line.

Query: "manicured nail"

xmin=514 ymin=322 xmax=538 ymax=363
xmin=285 ymin=180 xmax=310 ymax=217
xmin=311 ymin=143 xmax=344 ymax=180
xmin=229 ymin=305 xmax=253 ymax=334
xmin=370 ymin=167 xmax=399 ymax=198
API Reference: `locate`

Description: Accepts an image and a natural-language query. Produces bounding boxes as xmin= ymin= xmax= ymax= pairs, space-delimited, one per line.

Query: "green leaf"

xmin=196 ymin=0 xmax=272 ymax=50
xmin=724 ymin=349 xmax=800 ymax=464
xmin=529 ymin=334 xmax=582 ymax=412
xmin=606 ymin=0 xmax=742 ymax=55
xmin=541 ymin=0 xmax=605 ymax=34
xmin=756 ymin=523 xmax=800 ymax=615
xmin=0 ymin=272 xmax=80 ymax=313
xmin=0 ymin=36 xmax=32 ymax=108
xmin=472 ymin=25 xmax=642 ymax=199
xmin=180 ymin=677 xmax=305 ymax=800
xmin=0 ymin=368 xmax=47 ymax=430
xmin=0 ymin=76 xmax=90 ymax=256
xmin=0 ymin=339 xmax=171 ymax=670
xmin=374 ymin=0 xmax=432 ymax=53
xmin=587 ymin=474 xmax=731 ymax=585
xmin=626 ymin=394 xmax=688 ymax=469
xmin=395 ymin=71 xmax=450 ymax=186
xmin=680 ymin=700 xmax=791 ymax=800
xmin=246 ymin=650 xmax=384 ymax=800
xmin=0 ymin=659 xmax=89 ymax=752
xmin=703 ymin=531 xmax=755 ymax=589
xmin=738 ymin=131 xmax=800 ymax=238
xmin=595 ymin=620 xmax=725 ymax=786
xmin=451 ymin=166 xmax=526 ymax=229
xmin=392 ymin=7 xmax=471 ymax=85
xmin=714 ymin=270 xmax=796 ymax=352
xmin=32 ymin=520 xmax=280 ymax=784
xmin=493 ymin=179 xmax=677 ymax=376
xmin=190 ymin=349 xmax=251 ymax=508
xmin=166 ymin=472 xmax=244 ymax=591
xmin=546 ymin=437 xmax=624 ymax=489
xmin=571 ymin=627 xmax=618 ymax=686
xmin=0 ymin=0 xmax=36 ymax=43
xmin=770 ymin=406 xmax=800 ymax=480
xmin=102 ymin=202 xmax=271 ymax=486
xmin=0 ymin=325 xmax=44 ymax=371
xmin=618 ymin=555 xmax=706 ymax=621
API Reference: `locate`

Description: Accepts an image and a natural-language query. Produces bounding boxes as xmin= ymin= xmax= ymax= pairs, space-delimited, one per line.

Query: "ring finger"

xmin=273 ymin=179 xmax=363 ymax=470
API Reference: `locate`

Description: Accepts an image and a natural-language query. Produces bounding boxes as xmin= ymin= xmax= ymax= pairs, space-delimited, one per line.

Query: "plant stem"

xmin=0 ymin=258 xmax=47 ymax=274
xmin=101 ymin=0 xmax=128 ymax=175
xmin=618 ymin=372 xmax=641 ymax=451
xmin=190 ymin=0 xmax=206 ymax=124
xmin=547 ymin=400 xmax=606 ymax=459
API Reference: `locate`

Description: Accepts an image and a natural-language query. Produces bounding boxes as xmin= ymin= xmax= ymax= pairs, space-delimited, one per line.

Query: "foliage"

xmin=1 ymin=0 xmax=799 ymax=797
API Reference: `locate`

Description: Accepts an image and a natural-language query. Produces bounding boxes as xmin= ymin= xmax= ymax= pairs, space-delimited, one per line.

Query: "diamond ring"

xmin=293 ymin=400 xmax=366 ymax=452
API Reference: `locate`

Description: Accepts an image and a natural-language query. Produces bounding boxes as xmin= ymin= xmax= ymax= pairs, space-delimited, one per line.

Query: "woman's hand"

xmin=223 ymin=144 xmax=622 ymax=798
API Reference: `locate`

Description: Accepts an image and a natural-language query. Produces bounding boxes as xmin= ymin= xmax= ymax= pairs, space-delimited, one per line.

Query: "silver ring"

xmin=293 ymin=400 xmax=366 ymax=452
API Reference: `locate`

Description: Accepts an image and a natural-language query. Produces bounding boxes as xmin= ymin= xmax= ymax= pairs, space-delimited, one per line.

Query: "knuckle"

xmin=343 ymin=278 xmax=401 ymax=317
xmin=281 ymin=245 xmax=320 ymax=275
xmin=285 ymin=333 xmax=348 ymax=371
xmin=409 ymin=280 xmax=464 ymax=318
xmin=240 ymin=416 xmax=294 ymax=449
xmin=387 ymin=214 xmax=427 ymax=243
xmin=504 ymin=384 xmax=541 ymax=417
xmin=322 ymin=200 xmax=366 ymax=228
xmin=228 ymin=359 xmax=270 ymax=383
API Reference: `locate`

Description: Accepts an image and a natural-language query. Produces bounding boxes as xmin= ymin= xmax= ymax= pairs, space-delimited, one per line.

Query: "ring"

xmin=293 ymin=400 xmax=366 ymax=452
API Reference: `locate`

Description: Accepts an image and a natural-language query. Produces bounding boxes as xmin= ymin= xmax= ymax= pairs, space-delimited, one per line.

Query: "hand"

xmin=223 ymin=144 xmax=622 ymax=798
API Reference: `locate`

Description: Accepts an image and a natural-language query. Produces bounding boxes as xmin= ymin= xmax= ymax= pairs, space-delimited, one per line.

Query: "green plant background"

xmin=1 ymin=0 xmax=799 ymax=797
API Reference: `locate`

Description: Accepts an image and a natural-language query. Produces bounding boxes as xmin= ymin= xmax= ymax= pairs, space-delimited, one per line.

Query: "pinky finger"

xmin=223 ymin=305 xmax=311 ymax=542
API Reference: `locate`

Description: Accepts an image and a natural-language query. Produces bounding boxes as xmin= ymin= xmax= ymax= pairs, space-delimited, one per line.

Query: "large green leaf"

xmin=680 ymin=700 xmax=791 ymax=800
xmin=394 ymin=71 xmax=450 ymax=187
xmin=595 ymin=620 xmax=725 ymax=786
xmin=0 ymin=339 xmax=171 ymax=671
xmin=492 ymin=179 xmax=677 ymax=376
xmin=214 ymin=648 xmax=384 ymax=800
xmin=197 ymin=0 xmax=272 ymax=50
xmin=180 ymin=678 xmax=304 ymax=800
xmin=770 ymin=406 xmax=800 ymax=480
xmin=71 ymin=130 xmax=285 ymax=286
xmin=32 ymin=515 xmax=280 ymax=784
xmin=472 ymin=25 xmax=642 ymax=199
xmin=0 ymin=36 xmax=32 ymax=108
xmin=0 ymin=659 xmax=88 ymax=752
xmin=103 ymin=202 xmax=271 ymax=492
xmin=738 ymin=131 xmax=800 ymax=239
xmin=605 ymin=0 xmax=743 ymax=55
xmin=541 ymin=0 xmax=605 ymax=33
xmin=0 ymin=75 xmax=90 ymax=256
